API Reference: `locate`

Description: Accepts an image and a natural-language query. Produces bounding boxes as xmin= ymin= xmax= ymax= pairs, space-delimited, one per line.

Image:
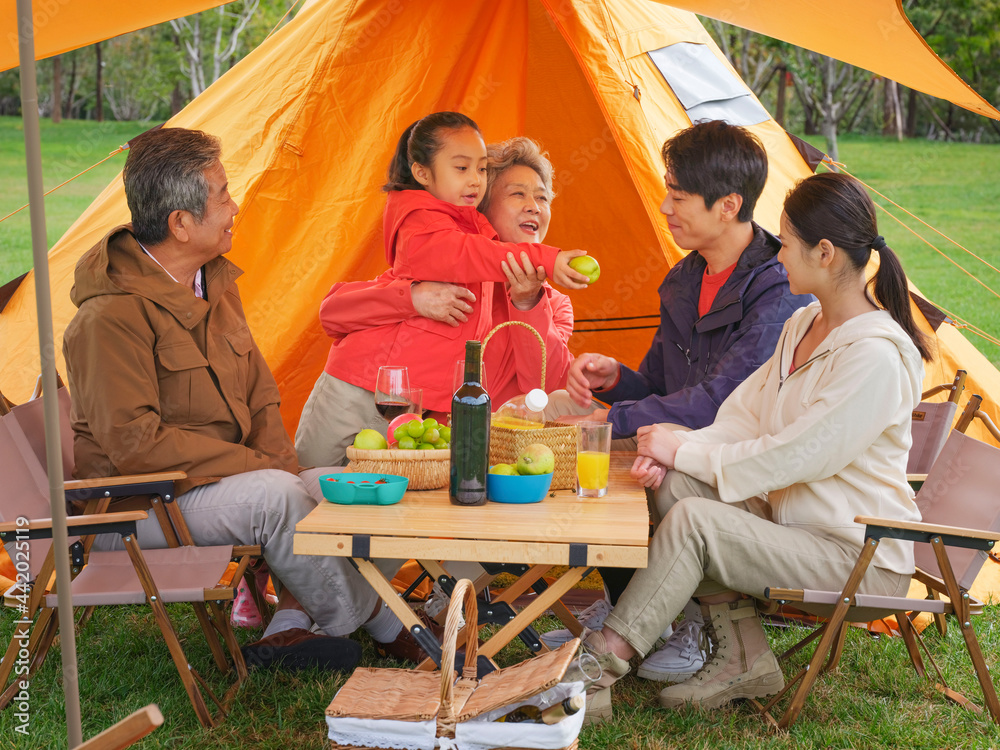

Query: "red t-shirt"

xmin=698 ymin=261 xmax=738 ymax=317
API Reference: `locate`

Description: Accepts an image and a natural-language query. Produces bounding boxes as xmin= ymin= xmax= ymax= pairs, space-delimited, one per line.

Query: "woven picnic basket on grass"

xmin=345 ymin=446 xmax=449 ymax=491
xmin=484 ymin=321 xmax=576 ymax=490
xmin=326 ymin=578 xmax=584 ymax=750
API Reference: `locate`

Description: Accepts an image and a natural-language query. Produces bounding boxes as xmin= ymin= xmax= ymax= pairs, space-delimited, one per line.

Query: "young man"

xmin=543 ymin=120 xmax=812 ymax=682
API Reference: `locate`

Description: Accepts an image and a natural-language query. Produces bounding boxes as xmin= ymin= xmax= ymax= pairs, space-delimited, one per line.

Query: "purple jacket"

xmin=604 ymin=224 xmax=813 ymax=438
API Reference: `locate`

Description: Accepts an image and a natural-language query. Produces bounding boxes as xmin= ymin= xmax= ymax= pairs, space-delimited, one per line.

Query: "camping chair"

xmin=955 ymin=394 xmax=1000 ymax=444
xmin=907 ymin=369 xmax=967 ymax=478
xmin=76 ymin=705 xmax=163 ymax=750
xmin=0 ymin=384 xmax=249 ymax=728
xmin=758 ymin=430 xmax=1000 ymax=729
xmin=7 ymin=375 xmax=271 ymax=623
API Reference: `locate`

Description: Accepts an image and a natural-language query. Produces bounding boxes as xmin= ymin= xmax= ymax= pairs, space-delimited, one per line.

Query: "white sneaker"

xmin=637 ymin=618 xmax=707 ymax=682
xmin=422 ymin=582 xmax=464 ymax=628
xmin=540 ymin=598 xmax=613 ymax=649
xmin=541 ymin=597 xmax=673 ymax=650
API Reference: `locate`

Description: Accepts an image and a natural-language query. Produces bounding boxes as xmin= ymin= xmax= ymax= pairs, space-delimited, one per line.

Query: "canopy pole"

xmin=15 ymin=0 xmax=83 ymax=746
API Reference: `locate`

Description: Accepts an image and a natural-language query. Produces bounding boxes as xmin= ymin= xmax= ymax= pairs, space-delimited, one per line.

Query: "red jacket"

xmin=323 ymin=190 xmax=560 ymax=410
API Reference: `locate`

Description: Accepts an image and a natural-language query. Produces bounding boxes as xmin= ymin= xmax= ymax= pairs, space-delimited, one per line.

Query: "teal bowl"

xmin=487 ymin=469 xmax=553 ymax=504
xmin=319 ymin=473 xmax=408 ymax=505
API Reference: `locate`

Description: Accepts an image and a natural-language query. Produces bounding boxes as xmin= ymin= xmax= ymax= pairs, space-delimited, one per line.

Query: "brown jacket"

xmin=63 ymin=225 xmax=299 ymax=495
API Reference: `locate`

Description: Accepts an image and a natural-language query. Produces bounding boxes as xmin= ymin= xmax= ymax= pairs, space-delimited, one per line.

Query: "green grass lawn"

xmin=3 ymin=600 xmax=1000 ymax=748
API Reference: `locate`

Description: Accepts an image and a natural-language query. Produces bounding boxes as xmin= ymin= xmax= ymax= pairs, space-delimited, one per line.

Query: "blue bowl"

xmin=487 ymin=469 xmax=553 ymax=504
xmin=319 ymin=473 xmax=408 ymax=505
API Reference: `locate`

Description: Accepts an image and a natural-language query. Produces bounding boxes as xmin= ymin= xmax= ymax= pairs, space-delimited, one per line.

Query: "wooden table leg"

xmin=477 ymin=566 xmax=588 ymax=661
xmin=353 ymin=558 xmax=425 ymax=634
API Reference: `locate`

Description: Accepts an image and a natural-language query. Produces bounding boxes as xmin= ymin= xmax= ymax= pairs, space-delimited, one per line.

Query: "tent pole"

xmin=15 ymin=0 xmax=83 ymax=746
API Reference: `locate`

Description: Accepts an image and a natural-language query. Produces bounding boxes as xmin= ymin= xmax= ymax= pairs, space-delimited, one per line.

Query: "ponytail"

xmin=382 ymin=111 xmax=481 ymax=193
xmin=784 ymin=172 xmax=932 ymax=361
xmin=383 ymin=121 xmax=421 ymax=192
xmin=869 ymin=243 xmax=932 ymax=361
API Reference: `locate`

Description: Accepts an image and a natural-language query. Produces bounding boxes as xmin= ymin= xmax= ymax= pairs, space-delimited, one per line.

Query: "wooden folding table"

xmin=293 ymin=453 xmax=649 ymax=669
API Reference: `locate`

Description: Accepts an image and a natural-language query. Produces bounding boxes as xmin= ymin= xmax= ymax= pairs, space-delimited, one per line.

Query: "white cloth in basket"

xmin=452 ymin=682 xmax=586 ymax=750
xmin=326 ymin=715 xmax=436 ymax=750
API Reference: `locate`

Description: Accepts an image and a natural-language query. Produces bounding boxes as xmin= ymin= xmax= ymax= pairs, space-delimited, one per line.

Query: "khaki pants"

xmin=93 ymin=467 xmax=392 ymax=637
xmin=604 ymin=470 xmax=912 ymax=656
xmin=296 ymin=372 xmax=387 ymax=468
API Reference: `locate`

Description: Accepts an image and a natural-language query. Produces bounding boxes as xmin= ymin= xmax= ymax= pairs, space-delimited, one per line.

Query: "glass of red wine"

xmin=375 ymin=365 xmax=412 ymax=421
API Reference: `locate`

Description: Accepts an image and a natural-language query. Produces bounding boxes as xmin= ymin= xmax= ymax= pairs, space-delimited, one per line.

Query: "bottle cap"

xmin=524 ymin=388 xmax=548 ymax=413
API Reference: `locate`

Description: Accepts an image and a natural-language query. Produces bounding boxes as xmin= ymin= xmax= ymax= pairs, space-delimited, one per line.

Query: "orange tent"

xmin=1 ymin=0 xmax=998 ymax=446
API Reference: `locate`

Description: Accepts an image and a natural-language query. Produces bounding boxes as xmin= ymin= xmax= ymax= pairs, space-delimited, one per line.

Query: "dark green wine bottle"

xmin=450 ymin=340 xmax=490 ymax=506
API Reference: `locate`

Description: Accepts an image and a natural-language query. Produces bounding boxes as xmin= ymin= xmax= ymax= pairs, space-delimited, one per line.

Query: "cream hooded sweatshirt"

xmin=673 ymin=301 xmax=923 ymax=574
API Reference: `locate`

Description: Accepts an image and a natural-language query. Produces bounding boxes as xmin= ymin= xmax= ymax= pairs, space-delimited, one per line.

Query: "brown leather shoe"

xmin=376 ymin=612 xmax=445 ymax=664
xmin=242 ymin=628 xmax=361 ymax=672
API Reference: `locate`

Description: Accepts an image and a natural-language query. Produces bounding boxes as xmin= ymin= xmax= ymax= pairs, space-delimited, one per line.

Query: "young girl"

xmin=296 ymin=112 xmax=588 ymax=467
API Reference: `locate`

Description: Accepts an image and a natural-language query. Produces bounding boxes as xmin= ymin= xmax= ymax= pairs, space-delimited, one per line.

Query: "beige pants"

xmin=296 ymin=372 xmax=388 ymax=468
xmin=604 ymin=470 xmax=912 ymax=656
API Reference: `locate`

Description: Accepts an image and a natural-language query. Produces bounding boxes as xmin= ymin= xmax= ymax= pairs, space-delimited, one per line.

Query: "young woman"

xmin=577 ymin=171 xmax=932 ymax=722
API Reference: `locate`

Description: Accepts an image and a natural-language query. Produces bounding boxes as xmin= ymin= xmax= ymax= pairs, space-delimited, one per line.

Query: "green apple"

xmin=489 ymin=463 xmax=518 ymax=475
xmin=568 ymin=255 xmax=601 ymax=285
xmin=516 ymin=443 xmax=555 ymax=475
xmin=353 ymin=428 xmax=388 ymax=450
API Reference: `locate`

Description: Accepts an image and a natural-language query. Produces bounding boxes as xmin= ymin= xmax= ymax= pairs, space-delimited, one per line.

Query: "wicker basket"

xmin=326 ymin=579 xmax=583 ymax=750
xmin=482 ymin=322 xmax=577 ymax=491
xmin=345 ymin=446 xmax=449 ymax=491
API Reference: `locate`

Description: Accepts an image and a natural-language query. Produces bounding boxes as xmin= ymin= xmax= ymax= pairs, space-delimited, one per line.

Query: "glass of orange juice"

xmin=576 ymin=421 xmax=612 ymax=497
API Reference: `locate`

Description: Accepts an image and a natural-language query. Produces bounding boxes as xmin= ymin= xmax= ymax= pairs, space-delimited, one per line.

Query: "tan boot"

xmin=658 ymin=598 xmax=783 ymax=710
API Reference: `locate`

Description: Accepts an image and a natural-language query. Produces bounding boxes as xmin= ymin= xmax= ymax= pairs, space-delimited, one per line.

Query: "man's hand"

xmin=555 ymin=408 xmax=609 ymax=426
xmin=566 ymin=353 xmax=619 ymax=407
xmin=635 ymin=423 xmax=682 ymax=470
xmin=631 ymin=455 xmax=667 ymax=490
xmin=411 ymin=281 xmax=476 ymax=327
xmin=553 ymin=249 xmax=590 ymax=290
xmin=502 ymin=251 xmax=546 ymax=310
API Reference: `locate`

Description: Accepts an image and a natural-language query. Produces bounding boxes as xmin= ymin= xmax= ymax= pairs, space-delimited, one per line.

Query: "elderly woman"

xmin=296 ymin=137 xmax=576 ymax=468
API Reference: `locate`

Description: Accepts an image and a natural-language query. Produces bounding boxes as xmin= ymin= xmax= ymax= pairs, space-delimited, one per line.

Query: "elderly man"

xmin=62 ymin=127 xmax=408 ymax=671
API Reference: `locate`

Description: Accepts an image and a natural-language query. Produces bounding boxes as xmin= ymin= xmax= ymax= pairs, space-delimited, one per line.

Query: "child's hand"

xmin=554 ymin=250 xmax=591 ymax=290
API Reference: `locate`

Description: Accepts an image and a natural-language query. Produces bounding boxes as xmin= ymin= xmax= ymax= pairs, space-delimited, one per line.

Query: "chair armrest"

xmin=64 ymin=471 xmax=186 ymax=490
xmin=855 ymin=515 xmax=1000 ymax=544
xmin=0 ymin=510 xmax=148 ymax=534
xmin=65 ymin=472 xmax=187 ymax=503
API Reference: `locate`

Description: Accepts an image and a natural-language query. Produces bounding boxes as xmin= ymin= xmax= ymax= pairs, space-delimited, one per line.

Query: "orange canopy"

xmin=2 ymin=0 xmax=997 ymax=122
xmin=1 ymin=0 xmax=998 ymax=448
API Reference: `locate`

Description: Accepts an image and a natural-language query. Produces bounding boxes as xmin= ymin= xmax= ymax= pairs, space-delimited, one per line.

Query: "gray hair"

xmin=479 ymin=137 xmax=556 ymax=215
xmin=123 ymin=128 xmax=222 ymax=245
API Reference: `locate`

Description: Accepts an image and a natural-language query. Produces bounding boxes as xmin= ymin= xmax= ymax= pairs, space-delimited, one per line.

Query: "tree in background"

xmin=170 ymin=0 xmax=261 ymax=99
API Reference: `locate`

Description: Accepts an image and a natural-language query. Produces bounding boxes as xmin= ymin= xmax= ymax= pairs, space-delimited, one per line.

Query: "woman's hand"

xmin=502 ymin=251 xmax=546 ymax=310
xmin=636 ymin=423 xmax=682 ymax=469
xmin=553 ymin=249 xmax=591 ymax=290
xmin=411 ymin=281 xmax=476 ymax=327
xmin=631 ymin=455 xmax=667 ymax=490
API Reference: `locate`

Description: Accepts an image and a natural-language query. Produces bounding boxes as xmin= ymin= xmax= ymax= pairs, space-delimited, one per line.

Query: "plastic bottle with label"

xmin=492 ymin=388 xmax=548 ymax=430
